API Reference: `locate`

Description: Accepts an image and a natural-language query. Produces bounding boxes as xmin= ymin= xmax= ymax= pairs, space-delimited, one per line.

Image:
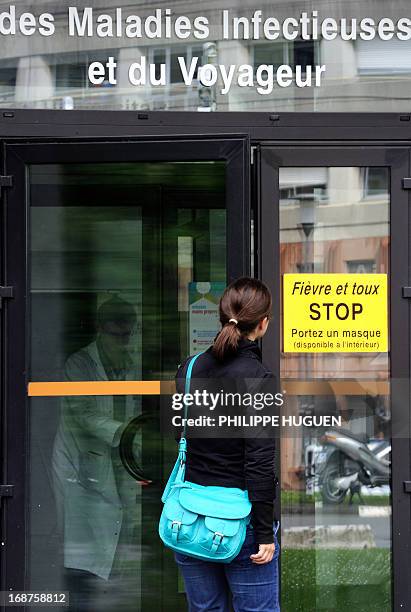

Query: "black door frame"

xmin=258 ymin=144 xmax=411 ymax=610
xmin=0 ymin=136 xmax=250 ymax=605
xmin=0 ymin=110 xmax=410 ymax=609
xmin=2 ymin=110 xmax=411 ymax=141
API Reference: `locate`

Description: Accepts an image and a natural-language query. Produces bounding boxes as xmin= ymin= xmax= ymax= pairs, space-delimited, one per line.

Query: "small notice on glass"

xmin=282 ymin=273 xmax=388 ymax=353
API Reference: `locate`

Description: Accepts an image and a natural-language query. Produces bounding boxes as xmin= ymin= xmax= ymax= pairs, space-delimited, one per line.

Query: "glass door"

xmin=1 ymin=137 xmax=250 ymax=611
xmin=258 ymin=146 xmax=411 ymax=611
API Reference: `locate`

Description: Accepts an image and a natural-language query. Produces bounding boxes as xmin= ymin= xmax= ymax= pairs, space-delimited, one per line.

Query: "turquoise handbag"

xmin=159 ymin=352 xmax=252 ymax=563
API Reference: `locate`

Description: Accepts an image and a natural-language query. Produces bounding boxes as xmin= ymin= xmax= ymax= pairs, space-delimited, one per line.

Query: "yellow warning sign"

xmin=283 ymin=274 xmax=388 ymax=353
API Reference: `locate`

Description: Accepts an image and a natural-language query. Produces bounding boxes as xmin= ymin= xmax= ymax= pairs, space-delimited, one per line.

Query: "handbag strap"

xmin=182 ymin=351 xmax=204 ymax=439
xmin=175 ymin=351 xmax=204 ymax=485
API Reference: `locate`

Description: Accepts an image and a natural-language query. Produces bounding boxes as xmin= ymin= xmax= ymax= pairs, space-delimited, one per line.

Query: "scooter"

xmin=317 ymin=428 xmax=391 ymax=504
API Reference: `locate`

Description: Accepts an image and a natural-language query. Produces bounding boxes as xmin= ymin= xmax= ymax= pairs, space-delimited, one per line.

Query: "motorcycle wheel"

xmin=321 ymin=457 xmax=349 ymax=504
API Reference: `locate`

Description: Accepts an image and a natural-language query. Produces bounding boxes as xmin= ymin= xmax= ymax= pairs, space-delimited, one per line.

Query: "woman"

xmin=175 ymin=277 xmax=280 ymax=612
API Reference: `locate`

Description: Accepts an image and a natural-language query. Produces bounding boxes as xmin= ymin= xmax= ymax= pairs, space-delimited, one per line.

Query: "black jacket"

xmin=175 ymin=338 xmax=278 ymax=544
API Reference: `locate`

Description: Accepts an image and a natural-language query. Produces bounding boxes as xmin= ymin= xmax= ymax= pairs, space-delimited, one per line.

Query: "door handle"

xmin=0 ymin=286 xmax=13 ymax=308
xmin=404 ymin=481 xmax=411 ymax=493
xmin=0 ymin=484 xmax=14 ymax=507
xmin=119 ymin=414 xmax=154 ymax=485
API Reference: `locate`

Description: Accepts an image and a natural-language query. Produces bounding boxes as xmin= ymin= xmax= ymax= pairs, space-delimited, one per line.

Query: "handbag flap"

xmin=204 ymin=516 xmax=241 ymax=537
xmin=164 ymin=496 xmax=198 ymax=525
xmin=179 ymin=487 xmax=251 ymax=519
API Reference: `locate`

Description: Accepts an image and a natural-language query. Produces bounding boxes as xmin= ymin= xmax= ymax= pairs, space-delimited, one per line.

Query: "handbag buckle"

xmin=171 ymin=520 xmax=182 ymax=544
xmin=210 ymin=531 xmax=224 ymax=553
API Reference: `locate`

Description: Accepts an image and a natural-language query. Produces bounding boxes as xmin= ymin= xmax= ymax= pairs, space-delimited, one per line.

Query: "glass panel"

xmin=279 ymin=167 xmax=391 ymax=611
xmin=1 ymin=1 xmax=410 ymax=111
xmin=28 ymin=161 xmax=226 ymax=610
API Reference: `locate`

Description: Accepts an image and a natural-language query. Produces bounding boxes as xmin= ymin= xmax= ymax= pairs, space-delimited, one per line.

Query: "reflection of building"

xmin=1 ymin=1 xmax=411 ymax=111
xmin=280 ymin=166 xmax=389 ymax=380
xmin=279 ymin=166 xmax=390 ymax=490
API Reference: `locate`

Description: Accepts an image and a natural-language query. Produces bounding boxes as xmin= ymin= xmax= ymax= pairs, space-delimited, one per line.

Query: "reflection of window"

xmin=280 ymin=184 xmax=327 ymax=202
xmin=0 ymin=66 xmax=17 ymax=89
xmin=149 ymin=45 xmax=203 ymax=84
xmin=346 ymin=260 xmax=376 ymax=273
xmin=0 ymin=59 xmax=18 ymax=102
xmin=279 ymin=167 xmax=328 ymax=203
xmin=292 ymin=40 xmax=316 ymax=71
xmin=55 ymin=63 xmax=86 ymax=89
xmin=362 ymin=167 xmax=389 ymax=198
xmin=253 ymin=42 xmax=285 ymax=71
xmin=52 ymin=50 xmax=118 ymax=90
xmin=153 ymin=49 xmax=166 ymax=82
xmin=357 ymin=38 xmax=411 ymax=75
xmin=170 ymin=50 xmax=182 ymax=83
xmin=253 ymin=40 xmax=318 ymax=73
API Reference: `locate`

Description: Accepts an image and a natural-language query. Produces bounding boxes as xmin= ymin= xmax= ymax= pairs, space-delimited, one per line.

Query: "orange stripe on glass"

xmin=283 ymin=381 xmax=389 ymax=396
xmin=27 ymin=379 xmax=389 ymax=397
xmin=27 ymin=381 xmax=161 ymax=397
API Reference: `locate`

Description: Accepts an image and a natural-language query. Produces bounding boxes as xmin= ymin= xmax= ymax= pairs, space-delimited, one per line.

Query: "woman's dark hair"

xmin=212 ymin=277 xmax=272 ymax=361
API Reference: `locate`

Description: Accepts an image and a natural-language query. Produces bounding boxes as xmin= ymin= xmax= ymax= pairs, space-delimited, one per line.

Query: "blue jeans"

xmin=174 ymin=522 xmax=280 ymax=612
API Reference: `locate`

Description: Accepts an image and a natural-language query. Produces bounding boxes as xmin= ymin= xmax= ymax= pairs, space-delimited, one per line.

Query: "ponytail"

xmin=213 ymin=320 xmax=242 ymax=361
xmin=212 ymin=277 xmax=272 ymax=361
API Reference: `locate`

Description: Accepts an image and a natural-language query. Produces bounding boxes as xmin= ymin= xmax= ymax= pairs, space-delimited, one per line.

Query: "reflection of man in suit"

xmin=51 ymin=297 xmax=141 ymax=610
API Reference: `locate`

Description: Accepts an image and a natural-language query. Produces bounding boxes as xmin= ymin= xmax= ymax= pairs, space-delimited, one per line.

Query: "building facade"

xmin=0 ymin=2 xmax=410 ymax=612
